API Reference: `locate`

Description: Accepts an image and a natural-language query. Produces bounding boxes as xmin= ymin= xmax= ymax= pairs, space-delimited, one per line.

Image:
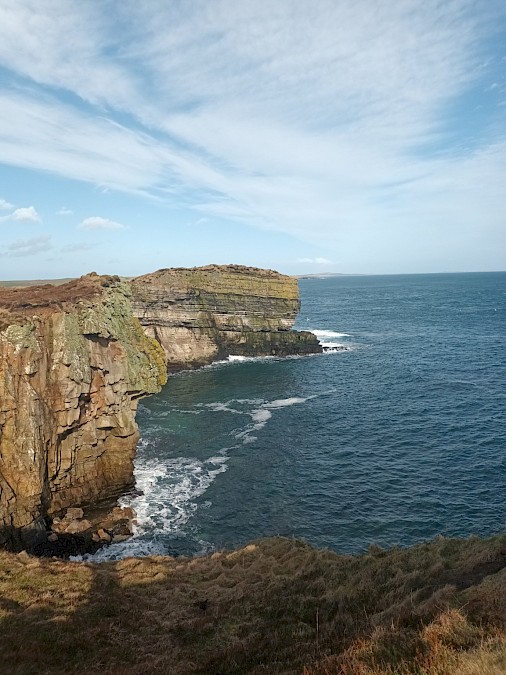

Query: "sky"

xmin=0 ymin=0 xmax=505 ymax=280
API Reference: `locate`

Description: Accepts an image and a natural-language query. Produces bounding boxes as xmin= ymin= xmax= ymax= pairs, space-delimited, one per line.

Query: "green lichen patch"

xmin=2 ymin=322 xmax=39 ymax=351
xmin=76 ymin=282 xmax=167 ymax=392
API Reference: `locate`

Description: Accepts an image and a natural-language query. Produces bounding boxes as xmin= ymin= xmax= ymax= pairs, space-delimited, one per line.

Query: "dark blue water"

xmin=96 ymin=272 xmax=506 ymax=559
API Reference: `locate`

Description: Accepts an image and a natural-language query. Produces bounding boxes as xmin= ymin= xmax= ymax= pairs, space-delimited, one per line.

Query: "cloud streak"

xmin=4 ymin=235 xmax=52 ymax=257
xmin=79 ymin=216 xmax=126 ymax=230
xmin=298 ymin=257 xmax=332 ymax=265
xmin=0 ymin=1 xmax=504 ymax=270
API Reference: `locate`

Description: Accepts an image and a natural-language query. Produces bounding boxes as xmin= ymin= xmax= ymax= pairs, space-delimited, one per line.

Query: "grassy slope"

xmin=1 ymin=536 xmax=506 ymax=674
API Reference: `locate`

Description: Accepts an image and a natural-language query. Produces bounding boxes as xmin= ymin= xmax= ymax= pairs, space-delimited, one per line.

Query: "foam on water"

xmin=311 ymin=329 xmax=350 ymax=338
xmin=90 ymin=273 xmax=506 ymax=561
xmin=305 ymin=326 xmax=355 ymax=353
xmin=87 ymin=451 xmax=229 ymax=561
xmin=250 ymin=408 xmax=273 ymax=423
xmin=265 ymin=397 xmax=309 ymax=408
xmin=86 ymin=392 xmax=320 ymax=560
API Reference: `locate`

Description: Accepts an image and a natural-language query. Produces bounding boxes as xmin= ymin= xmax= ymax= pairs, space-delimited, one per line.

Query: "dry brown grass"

xmin=1 ymin=535 xmax=506 ymax=674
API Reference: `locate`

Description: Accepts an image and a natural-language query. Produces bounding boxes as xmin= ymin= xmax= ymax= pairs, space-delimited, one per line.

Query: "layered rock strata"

xmin=131 ymin=265 xmax=321 ymax=370
xmin=0 ymin=265 xmax=320 ymax=551
xmin=0 ymin=275 xmax=166 ymax=549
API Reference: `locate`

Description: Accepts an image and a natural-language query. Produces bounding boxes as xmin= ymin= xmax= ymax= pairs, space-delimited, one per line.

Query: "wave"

xmin=321 ymin=342 xmax=350 ymax=351
xmin=228 ymin=354 xmax=275 ymax=363
xmin=311 ymin=329 xmax=350 ymax=339
xmin=265 ymin=397 xmax=309 ymax=408
xmin=86 ymin=394 xmax=321 ymax=560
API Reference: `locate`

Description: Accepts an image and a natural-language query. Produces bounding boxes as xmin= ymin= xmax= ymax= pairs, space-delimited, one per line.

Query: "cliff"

xmin=0 ymin=265 xmax=320 ymax=550
xmin=131 ymin=264 xmax=321 ymax=370
xmin=0 ymin=274 xmax=166 ymax=549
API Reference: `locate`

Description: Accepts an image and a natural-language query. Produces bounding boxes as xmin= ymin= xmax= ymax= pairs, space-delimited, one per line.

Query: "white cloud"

xmin=0 ymin=198 xmax=14 ymax=210
xmin=0 ymin=91 xmax=174 ymax=194
xmin=4 ymin=235 xmax=52 ymax=257
xmin=79 ymin=216 xmax=125 ymax=230
xmin=0 ymin=2 xmax=504 ymax=271
xmin=11 ymin=206 xmax=41 ymax=222
xmin=0 ymin=205 xmax=41 ymax=223
xmin=57 ymin=206 xmax=73 ymax=216
xmin=297 ymin=257 xmax=332 ymax=265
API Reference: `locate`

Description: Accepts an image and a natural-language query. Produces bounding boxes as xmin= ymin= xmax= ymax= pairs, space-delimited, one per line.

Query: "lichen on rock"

xmin=0 ymin=274 xmax=166 ymax=550
xmin=0 ymin=265 xmax=318 ymax=551
xmin=131 ymin=264 xmax=321 ymax=370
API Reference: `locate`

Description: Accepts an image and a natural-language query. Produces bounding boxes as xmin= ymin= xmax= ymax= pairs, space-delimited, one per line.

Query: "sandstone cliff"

xmin=131 ymin=264 xmax=321 ymax=370
xmin=0 ymin=265 xmax=320 ymax=550
xmin=0 ymin=274 xmax=166 ymax=549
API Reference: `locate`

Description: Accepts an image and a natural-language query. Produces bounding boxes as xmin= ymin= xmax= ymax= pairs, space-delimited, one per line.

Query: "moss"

xmin=2 ymin=322 xmax=38 ymax=351
xmin=74 ymin=282 xmax=166 ymax=392
xmin=58 ymin=313 xmax=92 ymax=384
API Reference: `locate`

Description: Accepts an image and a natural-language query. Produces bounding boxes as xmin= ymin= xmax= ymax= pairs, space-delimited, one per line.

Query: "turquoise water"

xmin=99 ymin=272 xmax=506 ymax=559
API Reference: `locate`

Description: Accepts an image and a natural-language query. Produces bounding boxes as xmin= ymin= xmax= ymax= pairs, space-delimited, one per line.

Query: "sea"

xmin=90 ymin=272 xmax=506 ymax=561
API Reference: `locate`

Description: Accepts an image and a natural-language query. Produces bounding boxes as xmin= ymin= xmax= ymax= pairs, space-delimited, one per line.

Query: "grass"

xmin=1 ymin=535 xmax=506 ymax=674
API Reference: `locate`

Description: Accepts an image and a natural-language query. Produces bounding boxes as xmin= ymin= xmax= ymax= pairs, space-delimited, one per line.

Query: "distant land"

xmin=0 ymin=278 xmax=74 ymax=288
xmin=296 ymin=272 xmax=364 ymax=279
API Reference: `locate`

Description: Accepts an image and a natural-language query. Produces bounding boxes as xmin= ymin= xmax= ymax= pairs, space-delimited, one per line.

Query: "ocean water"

xmin=94 ymin=272 xmax=506 ymax=560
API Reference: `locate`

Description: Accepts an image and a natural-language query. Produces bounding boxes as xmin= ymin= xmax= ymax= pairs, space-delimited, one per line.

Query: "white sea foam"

xmin=227 ymin=354 xmax=275 ymax=363
xmin=321 ymin=341 xmax=348 ymax=350
xmin=87 ymin=393 xmax=318 ymax=560
xmin=311 ymin=330 xmax=350 ymax=339
xmin=250 ymin=408 xmax=273 ymax=423
xmin=202 ymin=401 xmax=245 ymax=415
xmin=265 ymin=397 xmax=308 ymax=408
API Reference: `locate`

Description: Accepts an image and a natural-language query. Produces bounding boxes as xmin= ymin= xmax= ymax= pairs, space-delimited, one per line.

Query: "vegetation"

xmin=1 ymin=534 xmax=506 ymax=674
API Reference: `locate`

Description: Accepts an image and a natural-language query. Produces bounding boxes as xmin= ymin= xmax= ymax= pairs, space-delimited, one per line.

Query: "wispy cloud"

xmin=57 ymin=206 xmax=73 ymax=216
xmin=61 ymin=242 xmax=97 ymax=252
xmin=0 ymin=2 xmax=504 ymax=269
xmin=79 ymin=216 xmax=125 ymax=230
xmin=4 ymin=235 xmax=52 ymax=257
xmin=0 ymin=198 xmax=14 ymax=210
xmin=297 ymin=257 xmax=332 ymax=265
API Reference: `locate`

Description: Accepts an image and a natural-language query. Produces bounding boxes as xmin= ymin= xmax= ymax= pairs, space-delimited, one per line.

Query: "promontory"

xmin=0 ymin=265 xmax=320 ymax=550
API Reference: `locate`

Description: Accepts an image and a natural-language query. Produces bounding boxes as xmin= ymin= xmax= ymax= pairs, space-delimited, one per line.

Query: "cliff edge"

xmin=0 ymin=265 xmax=320 ymax=551
xmin=131 ymin=264 xmax=321 ymax=370
xmin=0 ymin=274 xmax=166 ymax=549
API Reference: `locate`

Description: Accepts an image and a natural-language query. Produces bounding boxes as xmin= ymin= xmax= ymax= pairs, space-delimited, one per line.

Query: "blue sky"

xmin=0 ymin=0 xmax=505 ymax=280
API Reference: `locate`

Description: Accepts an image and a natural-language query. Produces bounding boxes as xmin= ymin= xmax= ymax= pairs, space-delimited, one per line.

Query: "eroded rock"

xmin=0 ymin=265 xmax=320 ymax=552
xmin=0 ymin=274 xmax=166 ymax=550
xmin=131 ymin=264 xmax=321 ymax=370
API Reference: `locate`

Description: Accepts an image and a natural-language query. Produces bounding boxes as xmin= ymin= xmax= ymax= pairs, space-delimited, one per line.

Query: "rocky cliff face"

xmin=131 ymin=265 xmax=321 ymax=370
xmin=0 ymin=265 xmax=319 ymax=550
xmin=0 ymin=275 xmax=166 ymax=549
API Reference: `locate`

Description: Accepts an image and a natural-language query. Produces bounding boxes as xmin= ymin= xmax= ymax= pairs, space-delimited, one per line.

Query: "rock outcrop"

xmin=0 ymin=274 xmax=166 ymax=549
xmin=131 ymin=265 xmax=321 ymax=370
xmin=0 ymin=265 xmax=320 ymax=551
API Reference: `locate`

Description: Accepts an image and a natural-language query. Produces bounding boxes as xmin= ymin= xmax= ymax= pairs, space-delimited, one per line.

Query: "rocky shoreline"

xmin=0 ymin=265 xmax=321 ymax=555
xmin=30 ymin=504 xmax=135 ymax=557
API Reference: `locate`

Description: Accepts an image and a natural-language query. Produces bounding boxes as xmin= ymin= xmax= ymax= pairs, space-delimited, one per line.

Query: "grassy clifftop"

xmin=134 ymin=264 xmax=300 ymax=300
xmin=1 ymin=535 xmax=506 ymax=674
